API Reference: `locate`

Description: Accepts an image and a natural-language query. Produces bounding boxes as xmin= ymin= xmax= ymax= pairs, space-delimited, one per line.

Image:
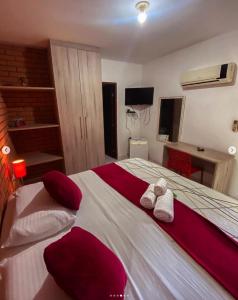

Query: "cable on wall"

xmin=126 ymin=108 xmax=139 ymax=138
xmin=139 ymin=106 xmax=151 ymax=126
xmin=125 ymin=105 xmax=151 ymax=140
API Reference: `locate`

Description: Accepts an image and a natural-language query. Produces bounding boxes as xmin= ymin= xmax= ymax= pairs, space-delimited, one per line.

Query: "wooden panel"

xmin=165 ymin=142 xmax=234 ymax=163
xmin=212 ymin=159 xmax=234 ymax=193
xmin=164 ymin=142 xmax=235 ymax=194
xmin=8 ymin=123 xmax=59 ymax=132
xmin=0 ymin=86 xmax=54 ymax=91
xmin=50 ymin=45 xmax=86 ymax=174
xmin=84 ymin=50 xmax=105 ymax=168
xmin=0 ymin=92 xmax=16 ymax=225
xmin=19 ymin=152 xmax=63 ymax=167
xmin=50 ymin=40 xmax=99 ymax=52
xmin=77 ymin=50 xmax=93 ymax=169
xmin=50 ymin=41 xmax=104 ymax=174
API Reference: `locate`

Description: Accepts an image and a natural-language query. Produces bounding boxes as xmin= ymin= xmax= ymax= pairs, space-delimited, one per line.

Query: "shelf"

xmin=0 ymin=86 xmax=55 ymax=92
xmin=18 ymin=152 xmax=63 ymax=167
xmin=8 ymin=123 xmax=60 ymax=132
xmin=23 ymin=177 xmax=42 ymax=185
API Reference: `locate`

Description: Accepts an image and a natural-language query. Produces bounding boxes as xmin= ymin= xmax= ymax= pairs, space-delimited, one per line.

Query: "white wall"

xmin=101 ymin=59 xmax=143 ymax=159
xmin=141 ymin=30 xmax=238 ymax=198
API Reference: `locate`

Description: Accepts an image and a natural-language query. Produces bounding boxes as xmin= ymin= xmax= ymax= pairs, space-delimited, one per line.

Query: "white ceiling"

xmin=1 ymin=0 xmax=238 ymax=63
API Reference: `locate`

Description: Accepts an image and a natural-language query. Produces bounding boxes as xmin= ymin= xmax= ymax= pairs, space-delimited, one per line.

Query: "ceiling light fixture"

xmin=136 ymin=1 xmax=150 ymax=24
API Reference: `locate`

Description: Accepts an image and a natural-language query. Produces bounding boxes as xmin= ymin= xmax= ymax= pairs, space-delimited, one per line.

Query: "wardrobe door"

xmin=51 ymin=44 xmax=87 ymax=174
xmin=78 ymin=50 xmax=105 ymax=169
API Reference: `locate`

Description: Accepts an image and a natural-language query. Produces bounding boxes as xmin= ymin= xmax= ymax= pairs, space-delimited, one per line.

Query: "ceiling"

xmin=1 ymin=0 xmax=238 ymax=63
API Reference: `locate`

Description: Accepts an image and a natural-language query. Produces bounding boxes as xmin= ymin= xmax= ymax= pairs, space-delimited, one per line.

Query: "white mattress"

xmin=1 ymin=158 xmax=235 ymax=300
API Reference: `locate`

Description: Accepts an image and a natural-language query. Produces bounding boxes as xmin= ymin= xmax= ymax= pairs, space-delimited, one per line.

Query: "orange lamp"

xmin=12 ymin=159 xmax=27 ymax=179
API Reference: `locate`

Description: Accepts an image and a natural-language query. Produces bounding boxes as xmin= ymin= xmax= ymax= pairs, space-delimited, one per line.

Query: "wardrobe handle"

xmin=79 ymin=117 xmax=83 ymax=139
xmin=85 ymin=117 xmax=88 ymax=139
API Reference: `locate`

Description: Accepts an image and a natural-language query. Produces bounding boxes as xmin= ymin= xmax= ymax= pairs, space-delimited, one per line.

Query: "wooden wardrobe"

xmin=50 ymin=40 xmax=105 ymax=175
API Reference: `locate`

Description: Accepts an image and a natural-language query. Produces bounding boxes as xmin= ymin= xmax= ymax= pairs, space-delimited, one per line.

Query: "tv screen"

xmin=125 ymin=87 xmax=154 ymax=106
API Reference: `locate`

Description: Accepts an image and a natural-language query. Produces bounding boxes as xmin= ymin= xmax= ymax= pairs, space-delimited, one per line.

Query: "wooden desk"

xmin=163 ymin=142 xmax=235 ymax=194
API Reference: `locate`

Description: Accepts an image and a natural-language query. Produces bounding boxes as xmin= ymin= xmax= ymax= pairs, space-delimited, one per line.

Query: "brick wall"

xmin=3 ymin=90 xmax=57 ymax=125
xmin=10 ymin=127 xmax=61 ymax=154
xmin=0 ymin=44 xmax=51 ymax=87
xmin=0 ymin=93 xmax=16 ymax=223
xmin=0 ymin=44 xmax=56 ymax=127
xmin=0 ymin=44 xmax=62 ymax=213
xmin=0 ymin=44 xmax=61 ymax=156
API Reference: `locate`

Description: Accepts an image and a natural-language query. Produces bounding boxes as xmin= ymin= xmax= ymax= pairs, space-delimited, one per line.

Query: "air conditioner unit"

xmin=181 ymin=63 xmax=237 ymax=89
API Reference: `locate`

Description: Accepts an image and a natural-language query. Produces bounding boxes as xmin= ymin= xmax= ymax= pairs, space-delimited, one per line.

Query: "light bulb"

xmin=137 ymin=11 xmax=147 ymax=24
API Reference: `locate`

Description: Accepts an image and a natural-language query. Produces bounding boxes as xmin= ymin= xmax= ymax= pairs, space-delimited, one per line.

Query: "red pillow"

xmin=44 ymin=227 xmax=127 ymax=300
xmin=43 ymin=171 xmax=82 ymax=210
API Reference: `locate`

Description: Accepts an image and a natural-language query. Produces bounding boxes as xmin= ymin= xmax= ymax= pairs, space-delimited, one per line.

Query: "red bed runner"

xmin=92 ymin=163 xmax=238 ymax=298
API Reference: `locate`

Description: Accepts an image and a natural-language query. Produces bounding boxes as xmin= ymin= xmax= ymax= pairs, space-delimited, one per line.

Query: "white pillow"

xmin=1 ymin=182 xmax=76 ymax=248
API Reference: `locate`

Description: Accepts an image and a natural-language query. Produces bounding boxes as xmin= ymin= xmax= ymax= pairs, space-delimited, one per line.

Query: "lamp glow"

xmin=137 ymin=12 xmax=147 ymax=24
xmin=136 ymin=1 xmax=150 ymax=25
xmin=12 ymin=159 xmax=27 ymax=179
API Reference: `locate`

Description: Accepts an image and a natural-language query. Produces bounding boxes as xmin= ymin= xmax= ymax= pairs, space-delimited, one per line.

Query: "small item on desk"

xmin=140 ymin=184 xmax=156 ymax=209
xmin=15 ymin=118 xmax=26 ymax=127
xmin=197 ymin=147 xmax=205 ymax=152
xmin=153 ymin=189 xmax=174 ymax=223
xmin=154 ymin=178 xmax=167 ymax=196
xmin=159 ymin=134 xmax=169 ymax=142
xmin=8 ymin=120 xmax=16 ymax=128
xmin=19 ymin=76 xmax=28 ymax=87
xmin=9 ymin=118 xmax=26 ymax=128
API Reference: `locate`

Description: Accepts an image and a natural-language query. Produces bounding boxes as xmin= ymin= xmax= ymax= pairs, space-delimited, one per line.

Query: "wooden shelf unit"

xmin=0 ymin=86 xmax=55 ymax=92
xmin=0 ymin=44 xmax=65 ymax=183
xmin=19 ymin=152 xmax=63 ymax=167
xmin=8 ymin=123 xmax=60 ymax=132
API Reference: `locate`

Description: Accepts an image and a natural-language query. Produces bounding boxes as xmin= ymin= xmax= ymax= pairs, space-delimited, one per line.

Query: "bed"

xmin=1 ymin=158 xmax=237 ymax=300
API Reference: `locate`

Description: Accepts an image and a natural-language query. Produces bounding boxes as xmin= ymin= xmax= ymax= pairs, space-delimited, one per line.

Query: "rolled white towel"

xmin=153 ymin=189 xmax=174 ymax=223
xmin=154 ymin=178 xmax=168 ymax=196
xmin=140 ymin=184 xmax=157 ymax=209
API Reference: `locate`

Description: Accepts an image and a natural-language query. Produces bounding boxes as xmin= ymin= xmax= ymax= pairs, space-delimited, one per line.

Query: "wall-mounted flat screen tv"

xmin=125 ymin=87 xmax=154 ymax=105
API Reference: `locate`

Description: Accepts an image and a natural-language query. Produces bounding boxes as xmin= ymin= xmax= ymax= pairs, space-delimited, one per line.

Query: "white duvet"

xmin=0 ymin=158 xmax=235 ymax=300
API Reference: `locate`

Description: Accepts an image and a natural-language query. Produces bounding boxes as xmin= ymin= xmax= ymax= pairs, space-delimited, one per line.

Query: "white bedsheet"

xmin=118 ymin=158 xmax=238 ymax=242
xmin=0 ymin=158 xmax=234 ymax=300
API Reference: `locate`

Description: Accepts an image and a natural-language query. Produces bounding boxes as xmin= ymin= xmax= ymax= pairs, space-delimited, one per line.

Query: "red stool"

xmin=167 ymin=148 xmax=203 ymax=183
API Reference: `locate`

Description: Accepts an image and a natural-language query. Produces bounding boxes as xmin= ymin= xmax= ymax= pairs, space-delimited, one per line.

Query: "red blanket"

xmin=92 ymin=163 xmax=238 ymax=299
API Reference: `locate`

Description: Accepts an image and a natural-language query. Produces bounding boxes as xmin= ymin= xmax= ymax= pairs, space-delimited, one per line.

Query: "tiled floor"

xmin=105 ymin=155 xmax=117 ymax=163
